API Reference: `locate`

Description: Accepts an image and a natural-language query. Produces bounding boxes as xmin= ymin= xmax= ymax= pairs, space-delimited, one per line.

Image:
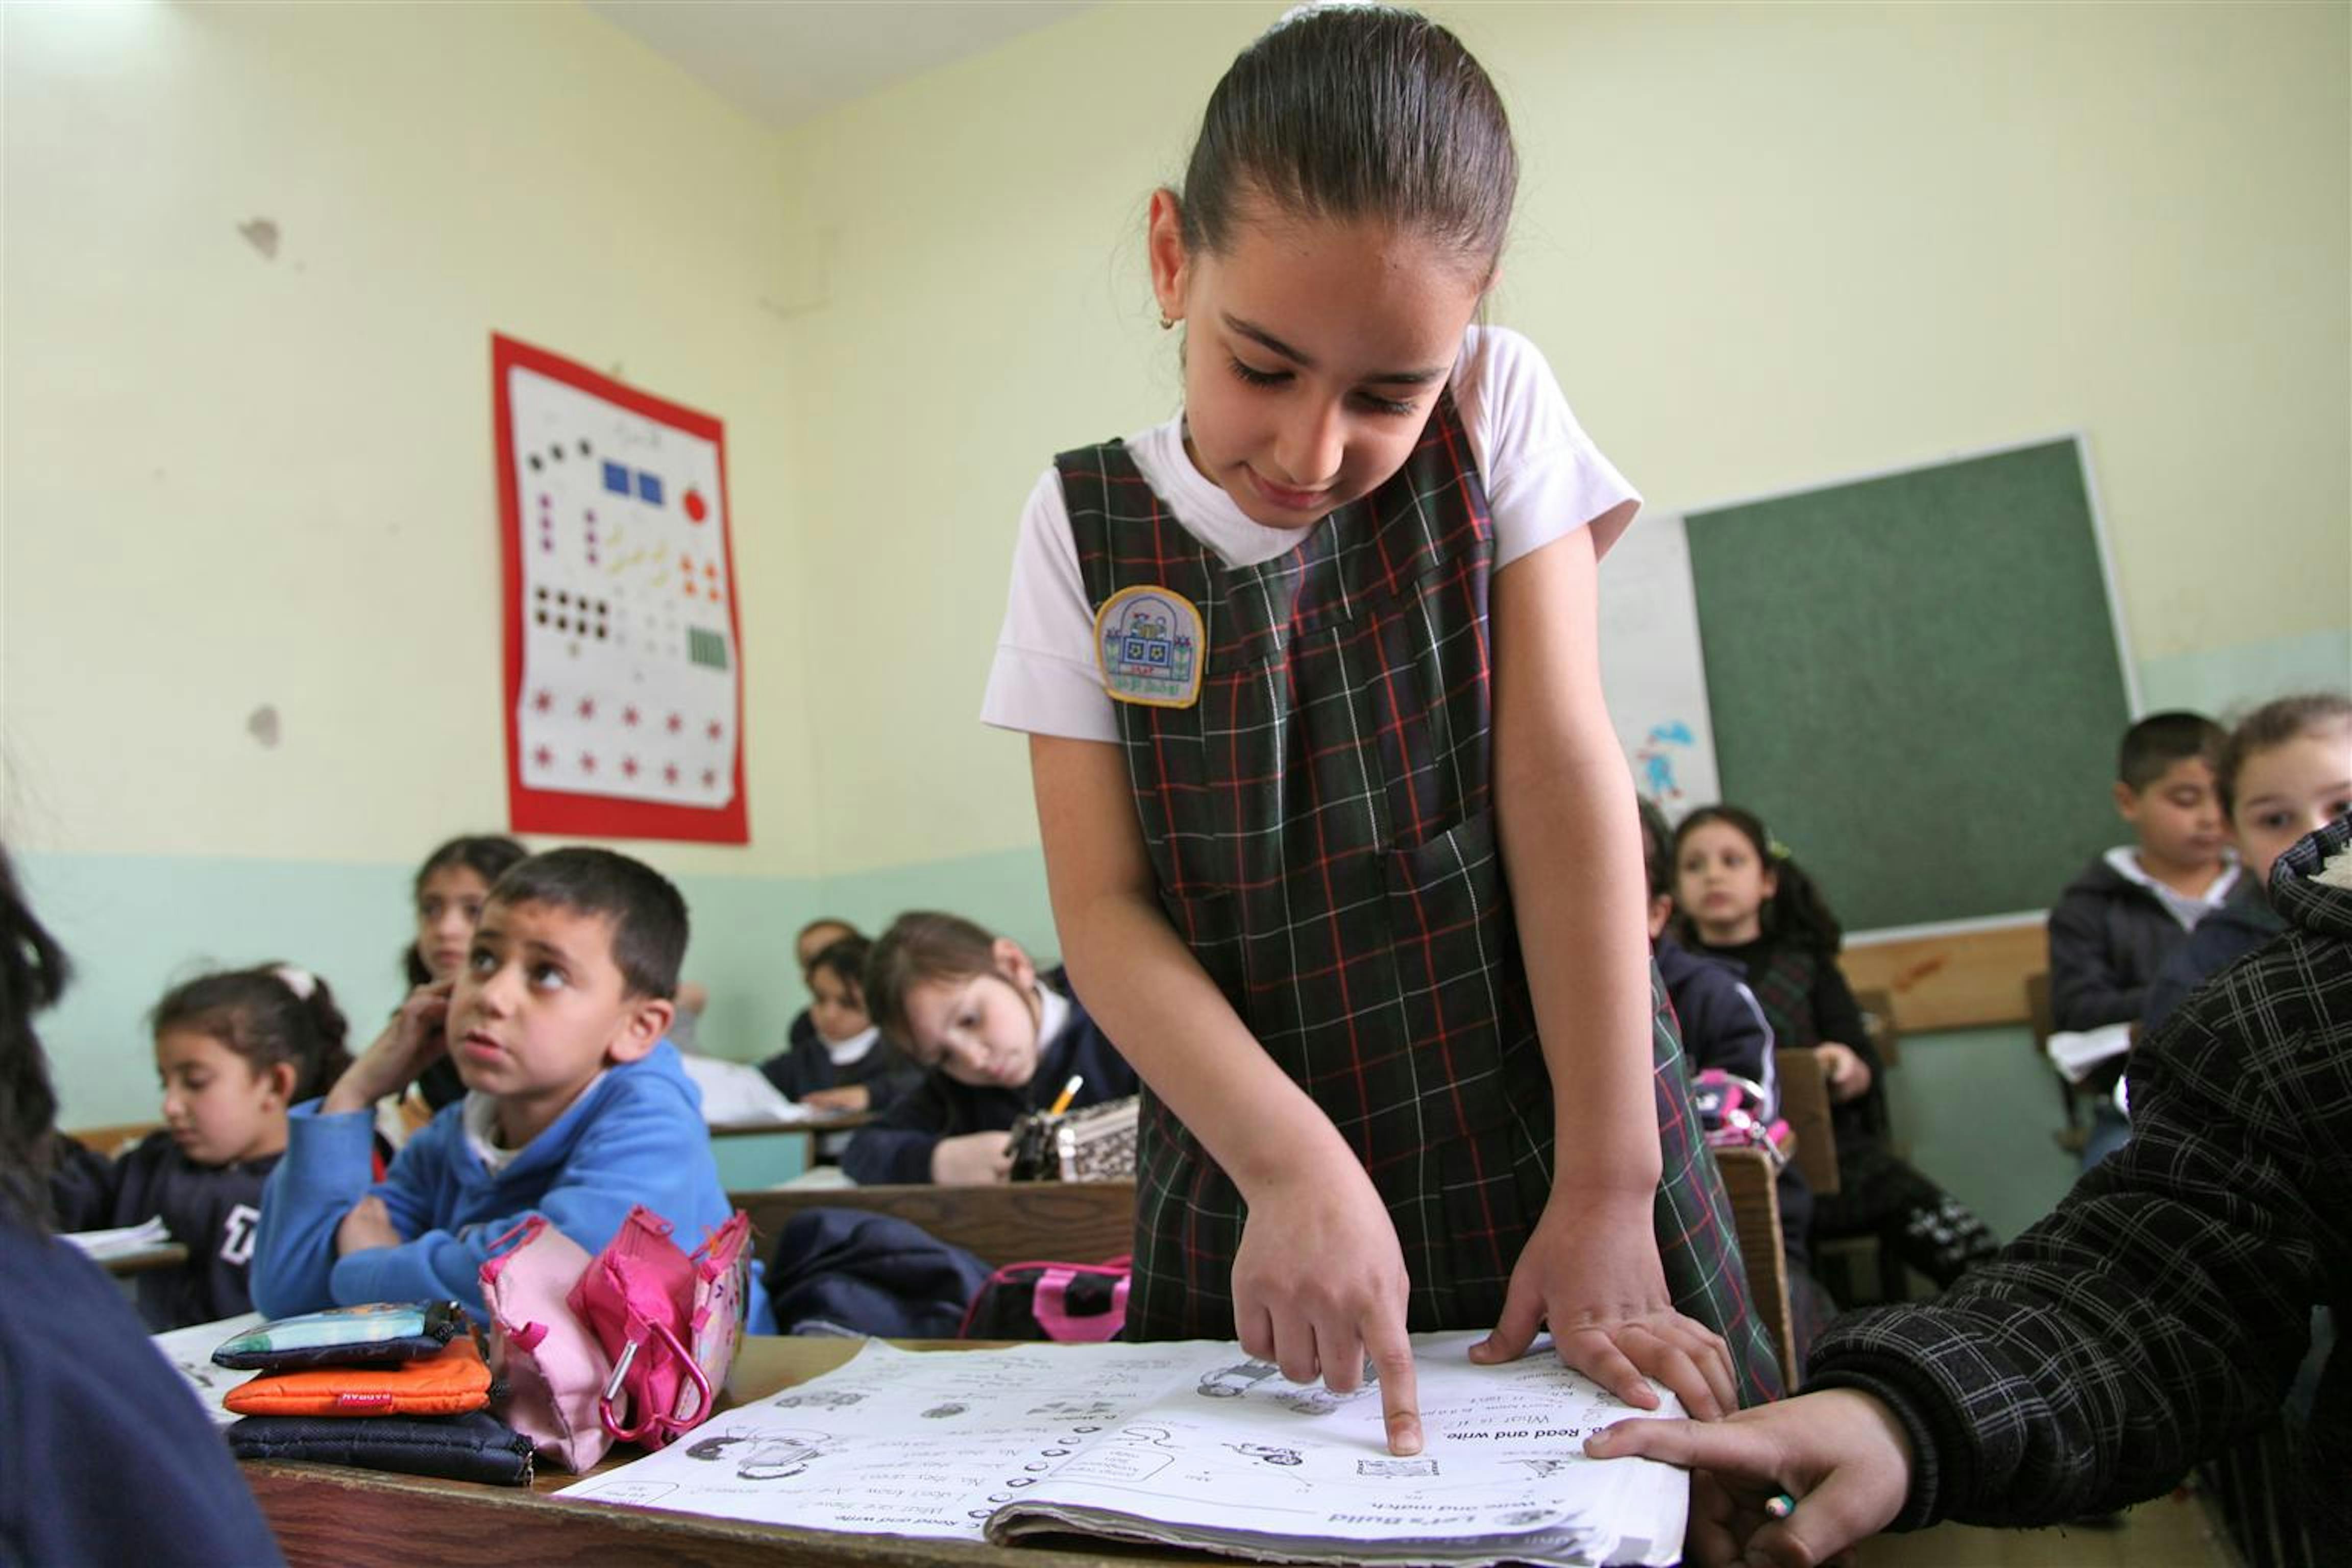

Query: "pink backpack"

xmin=479 ymin=1216 xmax=615 ymax=1473
xmin=959 ymin=1256 xmax=1132 ymax=1343
xmin=566 ymin=1205 xmax=753 ymax=1450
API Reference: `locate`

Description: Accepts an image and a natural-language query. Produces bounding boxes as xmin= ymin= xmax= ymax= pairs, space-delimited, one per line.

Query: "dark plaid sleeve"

xmin=1806 ymin=916 xmax=2344 ymax=1529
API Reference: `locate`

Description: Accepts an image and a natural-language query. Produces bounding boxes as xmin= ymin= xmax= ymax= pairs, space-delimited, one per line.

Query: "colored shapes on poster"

xmin=499 ymin=334 xmax=743 ymax=841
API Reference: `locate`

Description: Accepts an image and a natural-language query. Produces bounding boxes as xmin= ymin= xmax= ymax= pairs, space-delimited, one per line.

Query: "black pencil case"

xmin=226 ymin=1408 xmax=536 ymax=1486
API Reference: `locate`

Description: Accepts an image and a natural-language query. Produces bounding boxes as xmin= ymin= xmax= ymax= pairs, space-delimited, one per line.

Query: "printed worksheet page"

xmin=559 ymin=1333 xmax=1684 ymax=1566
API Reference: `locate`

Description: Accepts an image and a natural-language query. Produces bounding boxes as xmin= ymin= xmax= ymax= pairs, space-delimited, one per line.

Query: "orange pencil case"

xmin=224 ymin=1335 xmax=491 ymax=1418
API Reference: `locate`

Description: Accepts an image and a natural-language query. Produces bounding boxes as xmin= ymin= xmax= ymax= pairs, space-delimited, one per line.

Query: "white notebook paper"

xmin=561 ymin=1332 xmax=1686 ymax=1567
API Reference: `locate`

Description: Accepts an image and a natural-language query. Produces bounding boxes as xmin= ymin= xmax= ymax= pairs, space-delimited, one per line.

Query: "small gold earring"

xmin=1159 ymin=312 xmax=1176 ymax=331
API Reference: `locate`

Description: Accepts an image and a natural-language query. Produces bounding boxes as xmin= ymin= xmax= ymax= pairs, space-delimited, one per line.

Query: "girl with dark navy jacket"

xmin=53 ymin=962 xmax=353 ymax=1330
xmin=845 ymin=911 xmax=1136 ymax=1186
xmin=1674 ymin=805 xmax=1999 ymax=1294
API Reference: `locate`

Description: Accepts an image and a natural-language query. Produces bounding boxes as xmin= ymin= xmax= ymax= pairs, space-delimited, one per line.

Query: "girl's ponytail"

xmin=279 ymin=968 xmax=354 ymax=1100
xmin=1761 ymin=851 xmax=1844 ymax=955
xmin=153 ymin=963 xmax=353 ymax=1102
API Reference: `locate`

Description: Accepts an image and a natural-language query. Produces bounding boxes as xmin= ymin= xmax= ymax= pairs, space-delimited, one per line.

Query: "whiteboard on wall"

xmin=1596 ymin=510 xmax=1720 ymax=819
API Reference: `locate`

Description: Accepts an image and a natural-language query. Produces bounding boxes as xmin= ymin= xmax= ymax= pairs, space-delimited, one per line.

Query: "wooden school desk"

xmin=731 ymin=1181 xmax=1137 ymax=1268
xmin=101 ymin=1240 xmax=188 ymax=1277
xmin=710 ymin=1107 xmax=873 ymax=1171
xmin=242 ymin=1337 xmax=1197 ymax=1568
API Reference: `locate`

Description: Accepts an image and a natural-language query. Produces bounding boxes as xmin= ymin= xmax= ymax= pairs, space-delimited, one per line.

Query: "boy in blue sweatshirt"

xmin=252 ymin=847 xmax=752 ymax=1321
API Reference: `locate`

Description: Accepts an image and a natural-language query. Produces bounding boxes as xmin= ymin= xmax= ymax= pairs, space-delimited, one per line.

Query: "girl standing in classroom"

xmin=982 ymin=5 xmax=1777 ymax=1452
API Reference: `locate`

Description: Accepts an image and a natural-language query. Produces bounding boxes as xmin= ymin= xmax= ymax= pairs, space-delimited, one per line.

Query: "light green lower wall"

xmin=2136 ymin=626 xmax=2350 ymax=717
xmin=1878 ymin=1025 xmax=2078 ymax=1245
xmin=23 ymin=628 xmax=2344 ymax=1139
xmin=21 ymin=845 xmax=1057 ymax=1131
xmin=23 ymin=853 xmax=832 ymax=1127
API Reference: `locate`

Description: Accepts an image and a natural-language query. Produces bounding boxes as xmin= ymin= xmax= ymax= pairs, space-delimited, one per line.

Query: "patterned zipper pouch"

xmin=212 ymin=1300 xmax=469 ymax=1371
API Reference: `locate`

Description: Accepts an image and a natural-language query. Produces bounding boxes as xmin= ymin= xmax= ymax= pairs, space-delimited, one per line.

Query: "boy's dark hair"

xmin=0 ymin=845 xmax=70 ymax=1229
xmin=1671 ymin=804 xmax=1846 ymax=955
xmin=865 ymin=911 xmax=1003 ymax=1048
xmin=2117 ymin=710 xmax=2225 ymax=793
xmin=489 ymin=848 xmax=687 ymax=1000
xmin=1636 ymin=796 xmax=1674 ymax=900
xmin=152 ymin=965 xmax=354 ymax=1104
xmin=806 ymin=935 xmax=873 ymax=1000
xmin=404 ymin=834 xmax=529 ymax=987
xmin=2217 ymin=693 xmax=2352 ymax=818
xmin=1178 ymin=6 xmax=1516 ymax=278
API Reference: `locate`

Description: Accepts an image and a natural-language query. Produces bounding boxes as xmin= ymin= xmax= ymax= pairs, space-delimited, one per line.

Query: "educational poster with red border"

xmin=493 ymin=334 xmax=749 ymax=844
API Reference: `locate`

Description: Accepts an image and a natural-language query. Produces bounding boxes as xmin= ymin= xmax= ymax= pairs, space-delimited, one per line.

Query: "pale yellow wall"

xmin=3 ymin=1 xmax=819 ymax=878
xmin=6 ymin=0 xmax=2346 ymax=897
xmin=777 ymin=1 xmax=2351 ymax=877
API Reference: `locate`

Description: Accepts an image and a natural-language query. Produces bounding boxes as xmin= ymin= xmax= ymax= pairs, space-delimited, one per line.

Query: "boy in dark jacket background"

xmin=2048 ymin=709 xmax=2239 ymax=1032
xmin=2050 ymin=710 xmax=2244 ymax=1168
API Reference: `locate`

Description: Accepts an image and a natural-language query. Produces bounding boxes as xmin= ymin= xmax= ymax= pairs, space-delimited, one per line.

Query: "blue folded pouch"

xmin=212 ymin=1301 xmax=468 ymax=1370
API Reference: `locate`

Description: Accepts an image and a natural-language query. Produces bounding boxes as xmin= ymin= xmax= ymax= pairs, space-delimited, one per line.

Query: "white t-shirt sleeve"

xmin=979 ymin=468 xmax=1121 ymax=743
xmin=1459 ymin=326 xmax=1641 ymax=569
xmin=979 ymin=330 xmax=1641 ymax=740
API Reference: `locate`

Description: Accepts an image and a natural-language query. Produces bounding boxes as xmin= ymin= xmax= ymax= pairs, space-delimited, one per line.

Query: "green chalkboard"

xmin=1684 ymin=439 xmax=2133 ymax=933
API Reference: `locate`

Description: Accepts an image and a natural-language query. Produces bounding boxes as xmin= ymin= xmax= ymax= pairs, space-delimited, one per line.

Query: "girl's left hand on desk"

xmin=1469 ymin=1191 xmax=1735 ymax=1420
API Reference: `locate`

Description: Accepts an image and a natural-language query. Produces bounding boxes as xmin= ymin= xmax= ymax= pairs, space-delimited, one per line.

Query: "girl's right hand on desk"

xmin=323 ymin=979 xmax=453 ymax=1115
xmin=932 ymin=1130 xmax=1015 ymax=1185
xmin=1234 ymin=1155 xmax=1423 ymax=1457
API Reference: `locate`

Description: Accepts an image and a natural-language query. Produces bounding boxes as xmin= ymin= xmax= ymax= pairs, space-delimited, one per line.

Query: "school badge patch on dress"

xmin=1094 ymin=585 xmax=1204 ymax=708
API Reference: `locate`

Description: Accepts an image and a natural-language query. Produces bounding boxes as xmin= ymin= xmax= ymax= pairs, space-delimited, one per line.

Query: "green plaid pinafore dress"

xmin=1060 ymin=395 xmax=1781 ymax=1404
